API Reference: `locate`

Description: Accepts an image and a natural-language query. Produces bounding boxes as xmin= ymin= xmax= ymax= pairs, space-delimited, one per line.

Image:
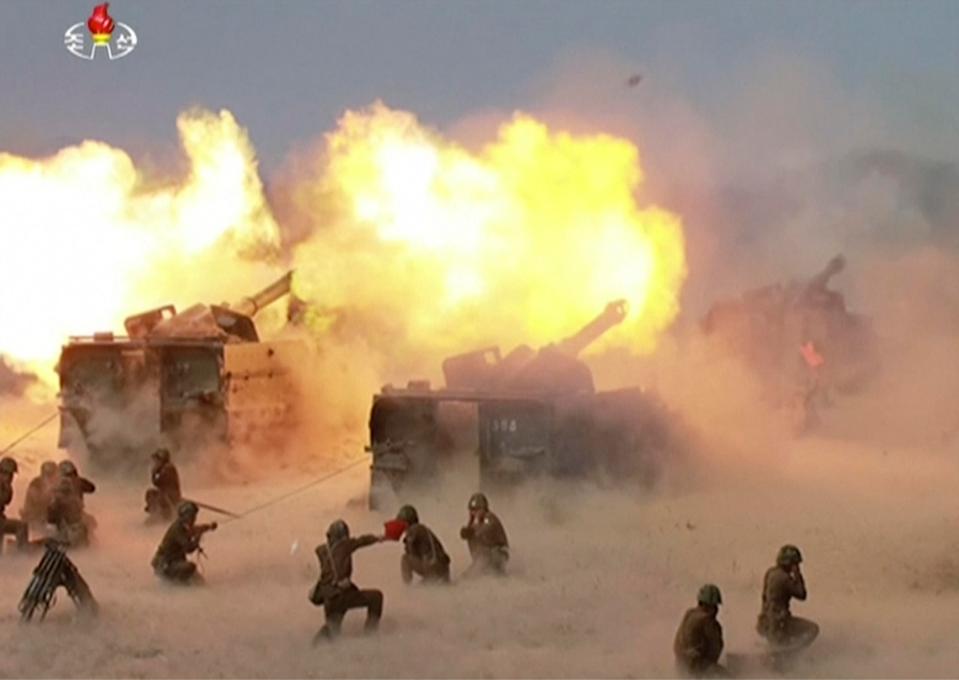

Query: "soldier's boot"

xmin=314 ymin=611 xmax=344 ymax=645
xmin=425 ymin=562 xmax=451 ymax=584
xmin=783 ymin=617 xmax=819 ymax=651
xmin=312 ymin=626 xmax=333 ymax=646
xmin=163 ymin=559 xmax=198 ymax=584
xmin=362 ymin=589 xmax=384 ymax=633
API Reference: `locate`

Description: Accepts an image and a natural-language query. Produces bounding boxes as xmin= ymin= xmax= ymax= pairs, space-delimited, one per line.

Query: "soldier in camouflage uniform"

xmin=151 ymin=501 xmax=217 ymax=583
xmin=48 ymin=476 xmax=90 ymax=547
xmin=58 ymin=460 xmax=97 ymax=534
xmin=144 ymin=448 xmax=182 ymax=523
xmin=674 ymin=584 xmax=728 ymax=678
xmin=757 ymin=544 xmax=819 ymax=652
xmin=20 ymin=460 xmax=59 ymax=531
xmin=396 ymin=505 xmax=450 ymax=584
xmin=310 ymin=519 xmax=385 ymax=642
xmin=0 ymin=457 xmax=28 ymax=552
xmin=460 ymin=492 xmax=509 ymax=576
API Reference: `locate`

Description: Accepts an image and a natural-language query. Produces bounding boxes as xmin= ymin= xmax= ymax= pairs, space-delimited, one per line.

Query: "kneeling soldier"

xmin=396 ymin=505 xmax=450 ymax=584
xmin=674 ymin=584 xmax=728 ymax=678
xmin=460 ymin=492 xmax=508 ymax=576
xmin=151 ymin=501 xmax=217 ymax=583
xmin=310 ymin=519 xmax=385 ymax=642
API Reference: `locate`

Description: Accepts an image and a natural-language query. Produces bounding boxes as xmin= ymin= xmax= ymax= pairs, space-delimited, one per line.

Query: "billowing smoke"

xmin=0 ymin=354 xmax=36 ymax=397
xmin=0 ymin=109 xmax=281 ymax=383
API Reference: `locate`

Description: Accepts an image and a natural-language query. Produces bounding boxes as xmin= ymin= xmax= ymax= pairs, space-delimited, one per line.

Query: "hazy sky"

xmin=1 ymin=0 xmax=957 ymax=175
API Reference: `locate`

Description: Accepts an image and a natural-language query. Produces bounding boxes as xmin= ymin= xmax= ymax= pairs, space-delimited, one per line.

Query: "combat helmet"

xmin=697 ymin=583 xmax=723 ymax=606
xmin=152 ymin=448 xmax=171 ymax=463
xmin=178 ymin=501 xmax=199 ymax=519
xmin=776 ymin=544 xmax=803 ymax=567
xmin=0 ymin=456 xmax=18 ymax=475
xmin=59 ymin=460 xmax=78 ymax=477
xmin=468 ymin=492 xmax=489 ymax=512
xmin=41 ymin=460 xmax=58 ymax=478
xmin=327 ymin=519 xmax=350 ymax=544
xmin=397 ymin=505 xmax=419 ymax=525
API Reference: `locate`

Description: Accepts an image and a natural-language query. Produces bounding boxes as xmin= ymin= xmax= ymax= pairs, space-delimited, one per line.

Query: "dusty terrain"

xmin=2 ymin=398 xmax=959 ymax=679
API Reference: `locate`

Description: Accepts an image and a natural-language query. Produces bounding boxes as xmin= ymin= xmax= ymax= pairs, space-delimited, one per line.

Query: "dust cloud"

xmin=2 ymin=412 xmax=959 ymax=677
xmin=0 ymin=356 xmax=36 ymax=397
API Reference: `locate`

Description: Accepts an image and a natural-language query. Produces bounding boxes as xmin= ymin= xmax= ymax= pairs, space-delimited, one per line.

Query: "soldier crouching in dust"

xmin=310 ymin=519 xmax=385 ymax=643
xmin=151 ymin=501 xmax=218 ymax=584
xmin=674 ymin=584 xmax=728 ymax=678
xmin=144 ymin=448 xmax=181 ymax=523
xmin=460 ymin=492 xmax=509 ymax=576
xmin=58 ymin=460 xmax=97 ymax=535
xmin=20 ymin=460 xmax=59 ymax=532
xmin=0 ymin=457 xmax=29 ymax=552
xmin=396 ymin=504 xmax=451 ymax=584
xmin=48 ymin=477 xmax=91 ymax=548
xmin=757 ymin=544 xmax=819 ymax=657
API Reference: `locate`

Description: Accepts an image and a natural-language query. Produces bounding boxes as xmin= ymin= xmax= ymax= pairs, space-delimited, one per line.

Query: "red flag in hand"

xmin=383 ymin=519 xmax=408 ymax=541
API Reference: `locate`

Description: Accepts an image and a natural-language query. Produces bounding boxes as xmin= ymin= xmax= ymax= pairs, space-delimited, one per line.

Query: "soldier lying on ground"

xmin=0 ymin=457 xmax=28 ymax=552
xmin=757 ymin=544 xmax=819 ymax=655
xmin=151 ymin=501 xmax=217 ymax=584
xmin=396 ymin=504 xmax=450 ymax=584
xmin=310 ymin=519 xmax=385 ymax=643
xmin=674 ymin=584 xmax=728 ymax=678
xmin=20 ymin=461 xmax=59 ymax=532
xmin=144 ymin=448 xmax=181 ymax=523
xmin=460 ymin=492 xmax=509 ymax=576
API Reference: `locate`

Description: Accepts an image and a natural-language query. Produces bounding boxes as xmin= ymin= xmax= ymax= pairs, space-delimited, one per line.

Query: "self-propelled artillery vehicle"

xmin=701 ymin=254 xmax=881 ymax=430
xmin=57 ymin=271 xmax=301 ymax=468
xmin=366 ymin=300 xmax=684 ymax=508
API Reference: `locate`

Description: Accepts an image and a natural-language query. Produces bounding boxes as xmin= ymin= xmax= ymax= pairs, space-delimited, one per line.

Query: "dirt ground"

xmin=2 ymin=398 xmax=959 ymax=679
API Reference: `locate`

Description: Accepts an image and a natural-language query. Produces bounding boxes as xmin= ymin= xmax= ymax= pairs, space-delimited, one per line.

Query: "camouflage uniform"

xmin=151 ymin=503 xmax=216 ymax=583
xmin=674 ymin=608 xmax=726 ymax=677
xmin=674 ymin=584 xmax=727 ymax=678
xmin=311 ymin=522 xmax=383 ymax=640
xmin=20 ymin=461 xmax=59 ymax=530
xmin=48 ymin=478 xmax=89 ymax=548
xmin=0 ymin=459 xmax=28 ymax=551
xmin=460 ymin=493 xmax=508 ymax=576
xmin=58 ymin=461 xmax=97 ymax=534
xmin=757 ymin=547 xmax=819 ymax=651
xmin=144 ymin=451 xmax=181 ymax=522
xmin=402 ymin=523 xmax=451 ymax=584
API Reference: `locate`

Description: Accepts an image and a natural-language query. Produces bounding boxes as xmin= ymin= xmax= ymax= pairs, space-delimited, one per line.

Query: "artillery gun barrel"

xmin=555 ymin=299 xmax=629 ymax=357
xmin=229 ymin=271 xmax=294 ymax=317
xmin=807 ymin=254 xmax=845 ymax=291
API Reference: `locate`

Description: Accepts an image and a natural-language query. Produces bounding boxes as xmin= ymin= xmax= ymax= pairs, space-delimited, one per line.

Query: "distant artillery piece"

xmin=701 ymin=254 xmax=881 ymax=431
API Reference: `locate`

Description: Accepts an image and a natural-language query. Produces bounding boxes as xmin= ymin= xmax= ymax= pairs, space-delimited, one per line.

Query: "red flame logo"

xmin=87 ymin=3 xmax=115 ymax=36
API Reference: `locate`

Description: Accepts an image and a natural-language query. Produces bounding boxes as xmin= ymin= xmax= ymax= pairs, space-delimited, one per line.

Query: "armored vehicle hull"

xmin=57 ymin=272 xmax=301 ymax=468
xmin=365 ymin=299 xmax=684 ymax=508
